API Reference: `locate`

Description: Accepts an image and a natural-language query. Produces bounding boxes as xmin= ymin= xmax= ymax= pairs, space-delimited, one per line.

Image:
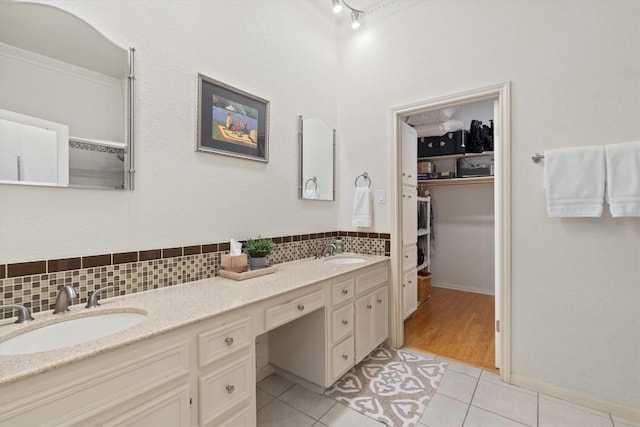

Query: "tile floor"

xmin=256 ymin=352 xmax=639 ymax=427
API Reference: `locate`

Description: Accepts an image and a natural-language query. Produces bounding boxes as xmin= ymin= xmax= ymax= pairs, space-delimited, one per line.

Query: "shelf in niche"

xmin=418 ymin=151 xmax=494 ymax=161
xmin=417 ymin=262 xmax=429 ymax=271
xmin=420 ymin=177 xmax=494 ymax=187
xmin=417 ymin=196 xmax=430 ymax=202
xmin=417 ymin=229 xmax=429 ymax=237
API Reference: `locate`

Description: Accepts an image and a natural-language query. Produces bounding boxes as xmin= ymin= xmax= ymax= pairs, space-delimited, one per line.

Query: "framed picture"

xmin=196 ymin=73 xmax=269 ymax=162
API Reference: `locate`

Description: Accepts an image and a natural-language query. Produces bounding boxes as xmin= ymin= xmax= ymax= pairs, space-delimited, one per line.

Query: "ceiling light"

xmin=330 ymin=0 xmax=364 ymax=29
xmin=351 ymin=10 xmax=361 ymax=29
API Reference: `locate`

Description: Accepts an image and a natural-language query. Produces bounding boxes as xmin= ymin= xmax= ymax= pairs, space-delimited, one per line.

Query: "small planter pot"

xmin=249 ymin=256 xmax=267 ymax=270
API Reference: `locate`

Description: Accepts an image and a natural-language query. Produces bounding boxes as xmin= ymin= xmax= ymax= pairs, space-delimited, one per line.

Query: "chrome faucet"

xmin=316 ymin=243 xmax=336 ymax=259
xmin=53 ymin=284 xmax=78 ymax=314
xmin=85 ymin=285 xmax=115 ymax=309
xmin=0 ymin=304 xmax=34 ymax=324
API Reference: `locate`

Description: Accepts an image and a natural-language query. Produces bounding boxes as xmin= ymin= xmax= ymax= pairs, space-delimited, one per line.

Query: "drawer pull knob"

xmin=342 ymin=289 xmax=348 ymax=295
xmin=367 ymin=304 xmax=372 ymax=309
xmin=342 ymin=354 xmax=348 ymax=360
xmin=377 ymin=299 xmax=382 ymax=303
xmin=225 ymin=337 xmax=234 ymax=346
xmin=342 ymin=319 xmax=348 ymax=325
xmin=297 ymin=304 xmax=305 ymax=311
xmin=404 ymin=255 xmax=408 ymax=258
xmin=226 ymin=385 xmax=235 ymax=394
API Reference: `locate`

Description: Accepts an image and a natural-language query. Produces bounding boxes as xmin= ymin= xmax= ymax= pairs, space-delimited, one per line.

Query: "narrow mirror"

xmin=0 ymin=1 xmax=134 ymax=190
xmin=298 ymin=116 xmax=335 ymax=201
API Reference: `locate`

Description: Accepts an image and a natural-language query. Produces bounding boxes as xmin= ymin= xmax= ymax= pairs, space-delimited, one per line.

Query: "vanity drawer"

xmin=355 ymin=265 xmax=389 ymax=295
xmin=331 ymin=277 xmax=355 ymax=306
xmin=198 ymin=318 xmax=252 ymax=369
xmin=264 ymin=289 xmax=324 ymax=331
xmin=199 ymin=354 xmax=252 ymax=426
xmin=402 ymin=246 xmax=417 ymax=272
xmin=331 ymin=304 xmax=354 ymax=344
xmin=331 ymin=336 xmax=354 ymax=382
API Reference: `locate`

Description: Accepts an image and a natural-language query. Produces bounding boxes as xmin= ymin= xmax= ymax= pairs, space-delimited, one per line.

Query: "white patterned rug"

xmin=325 ymin=345 xmax=447 ymax=427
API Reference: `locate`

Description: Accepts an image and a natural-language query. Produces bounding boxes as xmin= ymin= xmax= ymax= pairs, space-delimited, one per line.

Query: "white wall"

xmin=337 ymin=0 xmax=639 ymax=413
xmin=0 ymin=0 xmax=340 ymax=263
xmin=430 ymin=184 xmax=495 ymax=295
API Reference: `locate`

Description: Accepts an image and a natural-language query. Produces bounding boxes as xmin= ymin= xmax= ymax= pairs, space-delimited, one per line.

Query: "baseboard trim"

xmin=272 ymin=366 xmax=326 ymax=395
xmin=510 ymin=374 xmax=640 ymax=423
xmin=256 ymin=363 xmax=275 ymax=383
xmin=432 ymin=282 xmax=495 ymax=296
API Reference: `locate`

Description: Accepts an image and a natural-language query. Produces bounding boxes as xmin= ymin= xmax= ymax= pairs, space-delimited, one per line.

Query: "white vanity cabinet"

xmin=0 ymin=330 xmax=192 ymax=426
xmin=268 ymin=263 xmax=389 ymax=389
xmin=354 ymin=266 xmax=389 ymax=363
xmin=0 ymin=312 xmax=256 ymax=427
xmin=0 ymin=257 xmax=390 ymax=427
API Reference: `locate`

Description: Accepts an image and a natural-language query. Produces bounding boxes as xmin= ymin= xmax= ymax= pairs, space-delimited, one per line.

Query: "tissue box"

xmin=221 ymin=254 xmax=248 ymax=273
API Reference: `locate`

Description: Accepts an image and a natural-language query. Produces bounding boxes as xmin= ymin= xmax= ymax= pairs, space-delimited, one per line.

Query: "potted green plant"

xmin=244 ymin=236 xmax=276 ymax=270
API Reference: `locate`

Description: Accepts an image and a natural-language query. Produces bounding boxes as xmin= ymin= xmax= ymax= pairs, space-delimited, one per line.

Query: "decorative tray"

xmin=218 ymin=266 xmax=276 ymax=281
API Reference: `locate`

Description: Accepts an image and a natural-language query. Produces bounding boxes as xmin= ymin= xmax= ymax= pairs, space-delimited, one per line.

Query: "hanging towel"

xmin=544 ymin=146 xmax=606 ymax=217
xmin=605 ymin=141 xmax=640 ymax=217
xmin=303 ymin=189 xmax=317 ymax=200
xmin=352 ymin=187 xmax=372 ymax=227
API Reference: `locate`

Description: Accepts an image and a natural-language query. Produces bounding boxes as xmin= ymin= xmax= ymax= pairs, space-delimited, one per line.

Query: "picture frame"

xmin=196 ymin=73 xmax=269 ymax=162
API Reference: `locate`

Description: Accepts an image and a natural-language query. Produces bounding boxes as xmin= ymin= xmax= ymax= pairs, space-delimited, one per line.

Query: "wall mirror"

xmin=0 ymin=0 xmax=135 ymax=190
xmin=298 ymin=116 xmax=335 ymax=201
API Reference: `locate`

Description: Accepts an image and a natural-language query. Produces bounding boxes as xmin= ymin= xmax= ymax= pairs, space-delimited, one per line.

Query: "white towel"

xmin=605 ymin=141 xmax=640 ymax=217
xmin=352 ymin=187 xmax=372 ymax=227
xmin=544 ymin=146 xmax=605 ymax=217
xmin=303 ymin=189 xmax=317 ymax=200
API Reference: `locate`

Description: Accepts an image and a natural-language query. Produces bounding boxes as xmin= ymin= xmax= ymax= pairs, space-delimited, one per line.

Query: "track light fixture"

xmin=331 ymin=0 xmax=364 ymax=29
xmin=351 ymin=10 xmax=361 ymax=29
xmin=332 ymin=0 xmax=342 ymax=14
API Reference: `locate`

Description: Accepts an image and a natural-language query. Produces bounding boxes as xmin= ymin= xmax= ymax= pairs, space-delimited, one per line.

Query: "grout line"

xmin=537 ymin=392 xmax=540 ymax=427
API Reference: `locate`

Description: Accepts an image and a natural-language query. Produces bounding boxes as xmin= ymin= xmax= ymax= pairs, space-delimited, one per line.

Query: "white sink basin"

xmin=325 ymin=257 xmax=367 ymax=265
xmin=0 ymin=311 xmax=146 ymax=355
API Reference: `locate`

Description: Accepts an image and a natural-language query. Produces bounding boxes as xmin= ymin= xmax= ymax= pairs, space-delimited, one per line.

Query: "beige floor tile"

xmin=471 ymin=380 xmax=537 ymax=426
xmin=257 ymin=388 xmax=275 ymax=410
xmin=257 ymin=399 xmax=315 ymax=427
xmin=419 ymin=393 xmax=469 ymax=427
xmin=279 ymin=384 xmax=337 ymax=420
xmin=464 ymin=406 xmax=530 ymax=427
xmin=539 ymin=394 xmax=613 ymax=427
xmin=436 ymin=370 xmax=479 ymax=403
xmin=257 ymin=374 xmax=295 ymax=397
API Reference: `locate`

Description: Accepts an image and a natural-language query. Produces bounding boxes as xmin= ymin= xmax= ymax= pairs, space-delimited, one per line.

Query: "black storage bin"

xmin=418 ymin=130 xmax=468 ymax=157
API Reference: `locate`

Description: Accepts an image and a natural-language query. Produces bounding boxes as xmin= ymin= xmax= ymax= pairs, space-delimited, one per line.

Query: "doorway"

xmin=389 ymin=82 xmax=511 ymax=381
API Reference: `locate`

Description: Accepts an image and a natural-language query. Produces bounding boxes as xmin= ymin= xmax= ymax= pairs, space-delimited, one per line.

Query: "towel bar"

xmin=532 ymin=153 xmax=545 ymax=163
xmin=355 ymin=172 xmax=371 ymax=188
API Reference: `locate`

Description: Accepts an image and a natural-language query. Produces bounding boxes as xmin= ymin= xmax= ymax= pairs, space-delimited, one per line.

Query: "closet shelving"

xmin=419 ymin=151 xmax=494 ymax=186
xmin=416 ymin=196 xmax=430 ymax=272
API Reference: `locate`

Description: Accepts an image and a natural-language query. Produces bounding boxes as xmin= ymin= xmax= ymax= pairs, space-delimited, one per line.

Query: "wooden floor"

xmin=404 ymin=287 xmax=498 ymax=373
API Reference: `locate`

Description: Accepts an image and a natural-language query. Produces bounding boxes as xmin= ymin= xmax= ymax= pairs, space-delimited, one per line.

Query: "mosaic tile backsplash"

xmin=1 ymin=232 xmax=390 ymax=319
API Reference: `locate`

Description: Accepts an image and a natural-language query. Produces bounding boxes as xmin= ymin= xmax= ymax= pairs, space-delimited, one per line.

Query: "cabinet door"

xmin=402 ymin=187 xmax=418 ymax=246
xmin=101 ymin=386 xmax=191 ymax=427
xmin=401 ymin=122 xmax=417 ymax=186
xmin=403 ymin=270 xmax=418 ymax=319
xmin=354 ymin=293 xmax=374 ymax=363
xmin=372 ymin=286 xmax=388 ymax=348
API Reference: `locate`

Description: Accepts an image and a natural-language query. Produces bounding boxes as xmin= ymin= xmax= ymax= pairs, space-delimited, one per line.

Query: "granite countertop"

xmin=0 ymin=254 xmax=388 ymax=386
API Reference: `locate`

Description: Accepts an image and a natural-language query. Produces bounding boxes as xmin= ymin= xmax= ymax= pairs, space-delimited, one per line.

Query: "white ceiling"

xmin=308 ymin=0 xmax=425 ymax=24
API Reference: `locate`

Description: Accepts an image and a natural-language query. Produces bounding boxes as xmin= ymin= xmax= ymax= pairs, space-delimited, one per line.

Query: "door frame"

xmin=389 ymin=82 xmax=512 ymax=382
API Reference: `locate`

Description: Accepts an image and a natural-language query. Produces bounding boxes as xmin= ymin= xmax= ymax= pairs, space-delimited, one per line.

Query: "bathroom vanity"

xmin=0 ymin=255 xmax=389 ymax=427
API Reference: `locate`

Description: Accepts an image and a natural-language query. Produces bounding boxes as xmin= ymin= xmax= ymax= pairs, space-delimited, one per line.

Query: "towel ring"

xmin=305 ymin=177 xmax=318 ymax=190
xmin=355 ymin=172 xmax=371 ymax=188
